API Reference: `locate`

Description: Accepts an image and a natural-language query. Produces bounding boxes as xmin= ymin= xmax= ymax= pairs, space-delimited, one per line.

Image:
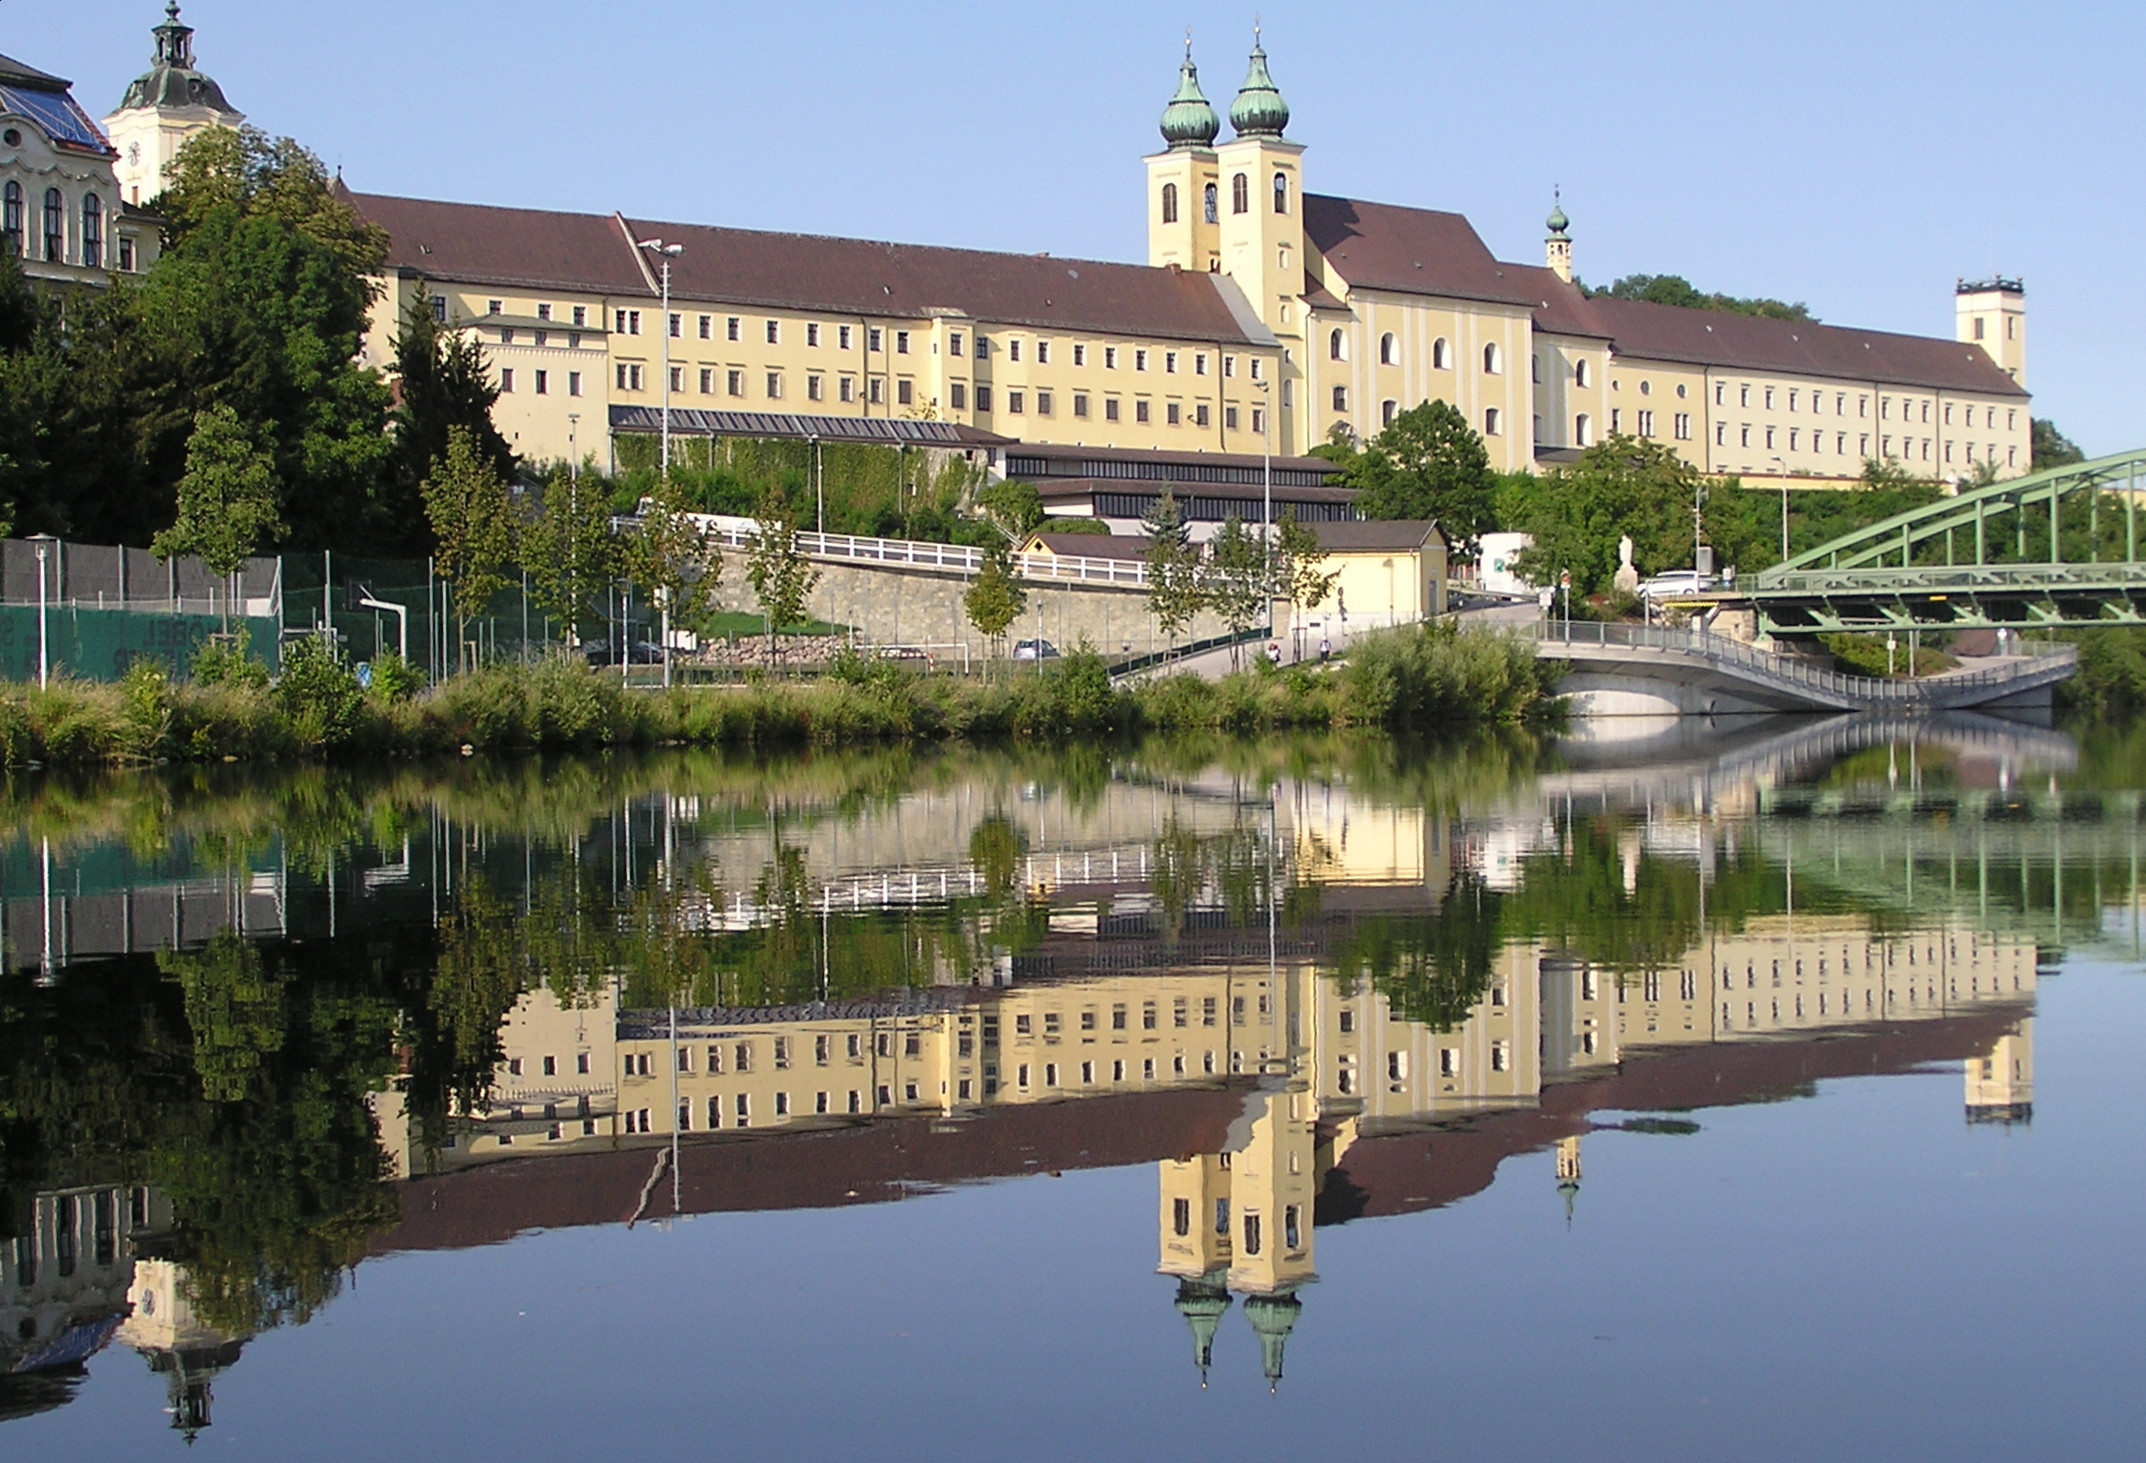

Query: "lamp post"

xmin=809 ymin=431 xmax=822 ymax=535
xmin=1770 ymin=455 xmax=1789 ymax=562
xmin=1255 ymin=376 xmax=1276 ymax=634
xmin=30 ymin=533 xmax=56 ymax=689
xmin=637 ymin=238 xmax=684 ymax=479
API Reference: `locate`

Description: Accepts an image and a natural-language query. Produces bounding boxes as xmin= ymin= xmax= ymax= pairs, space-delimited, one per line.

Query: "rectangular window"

xmin=1105 ymin=398 xmax=1120 ymax=421
xmin=669 ymin=313 xmax=682 ymax=338
xmin=1035 ymin=390 xmax=1052 ymax=416
xmin=869 ymin=327 xmax=884 ymax=352
xmin=534 ymin=370 xmax=548 ymax=395
xmin=841 ymin=375 xmax=857 ymax=403
xmin=1250 ymin=406 xmax=1266 ymax=436
xmin=1038 ymin=340 xmax=1053 ymax=365
xmin=1007 ymin=339 xmax=1021 ymax=362
xmin=1674 ymin=412 xmax=1691 ymax=440
xmin=1194 ymin=403 xmax=1210 ymax=428
xmin=1165 ymin=351 xmax=1179 ymax=373
xmin=1637 ymin=409 xmax=1654 ymax=438
xmin=896 ymin=330 xmax=910 ymax=354
xmin=1332 ymin=385 xmax=1347 ymax=411
xmin=728 ymin=369 xmax=745 ymax=396
xmin=838 ymin=324 xmax=853 ymax=349
xmin=807 ymin=322 xmax=821 ymax=347
xmin=1045 ymin=1064 xmax=1059 ymax=1087
xmin=430 ymin=295 xmax=448 ymax=322
xmin=807 ymin=374 xmax=824 ymax=401
xmin=951 ymin=382 xmax=967 ymax=411
xmin=1008 ymin=390 xmax=1024 ymax=414
xmin=1714 ymin=422 xmax=1725 ymax=447
xmin=897 ymin=379 xmax=914 ymax=406
xmin=868 ymin=377 xmax=883 ymax=404
xmin=1740 ymin=425 xmax=1751 ymax=447
xmin=1135 ymin=349 xmax=1149 ymax=371
xmin=1073 ymin=393 xmax=1088 ymax=418
xmin=735 ymin=1043 xmax=752 ymax=1073
xmin=975 ymin=334 xmax=988 ymax=360
xmin=1167 ymin=402 xmax=1182 ymax=426
xmin=1106 ymin=346 xmax=1119 ymax=369
xmin=571 ymin=305 xmax=586 ymax=327
xmin=1765 ymin=426 xmax=1776 ymax=449
xmin=949 ymin=330 xmax=963 ymax=356
xmin=765 ymin=320 xmax=780 ymax=345
xmin=1135 ymin=399 xmax=1150 ymax=424
xmin=1194 ymin=353 xmax=1207 ymax=376
xmin=975 ymin=384 xmax=991 ymax=412
xmin=1073 ymin=344 xmax=1086 ymax=367
xmin=488 ymin=299 xmax=504 ymax=316
xmin=669 ymin=365 xmax=683 ymax=392
xmin=766 ymin=372 xmax=783 ymax=399
xmin=1223 ymin=355 xmax=1236 ymax=378
xmin=500 ymin=326 xmax=516 ymax=346
xmin=699 ymin=367 xmax=714 ymax=394
xmin=499 ymin=368 xmax=515 ymax=392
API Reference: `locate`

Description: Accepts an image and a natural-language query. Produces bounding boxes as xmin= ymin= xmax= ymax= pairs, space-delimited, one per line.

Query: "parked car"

xmin=1012 ymin=639 xmax=1061 ymax=662
xmin=583 ymin=639 xmax=665 ymax=666
xmin=1636 ymin=571 xmax=1718 ymax=602
xmin=880 ymin=645 xmax=935 ymax=670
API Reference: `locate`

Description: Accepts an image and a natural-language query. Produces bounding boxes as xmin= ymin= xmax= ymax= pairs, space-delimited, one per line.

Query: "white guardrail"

xmin=1514 ymin=619 xmax=2076 ymax=708
xmin=685 ymin=515 xmax=1150 ymax=588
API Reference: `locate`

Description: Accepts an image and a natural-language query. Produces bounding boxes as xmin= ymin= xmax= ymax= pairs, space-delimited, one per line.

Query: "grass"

xmin=0 ymin=624 xmax=1561 ymax=768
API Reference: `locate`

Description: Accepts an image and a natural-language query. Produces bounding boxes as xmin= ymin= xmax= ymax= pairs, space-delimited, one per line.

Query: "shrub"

xmin=365 ymin=652 xmax=426 ymax=704
xmin=118 ymin=659 xmax=175 ymax=760
xmin=275 ymin=635 xmax=365 ymax=752
xmin=191 ymin=627 xmax=272 ymax=689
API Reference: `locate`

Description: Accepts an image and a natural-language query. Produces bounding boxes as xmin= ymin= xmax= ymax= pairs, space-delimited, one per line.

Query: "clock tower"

xmin=102 ymin=4 xmax=244 ymax=207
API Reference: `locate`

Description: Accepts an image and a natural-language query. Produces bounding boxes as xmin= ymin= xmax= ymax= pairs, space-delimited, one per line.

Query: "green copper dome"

xmin=1174 ymin=1272 xmax=1233 ymax=1386
xmin=1242 ymin=1289 xmax=1303 ymax=1393
xmin=1159 ymin=47 xmax=1220 ymax=151
xmin=1228 ymin=34 xmax=1290 ymax=139
xmin=1546 ymin=197 xmax=1570 ymax=237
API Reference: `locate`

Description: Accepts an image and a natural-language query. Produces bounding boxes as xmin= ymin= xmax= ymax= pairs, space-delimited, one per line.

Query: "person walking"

xmin=1319 ymin=635 xmax=1331 ymax=665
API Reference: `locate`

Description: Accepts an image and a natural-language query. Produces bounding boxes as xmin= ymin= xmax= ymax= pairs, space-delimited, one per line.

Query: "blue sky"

xmin=12 ymin=0 xmax=2141 ymax=453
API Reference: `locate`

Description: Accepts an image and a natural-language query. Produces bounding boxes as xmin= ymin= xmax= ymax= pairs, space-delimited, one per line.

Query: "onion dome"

xmin=1173 ymin=1272 xmax=1233 ymax=1387
xmin=1243 ymin=1288 xmax=1303 ymax=1394
xmin=117 ymin=4 xmax=235 ymax=114
xmin=1546 ymin=195 xmax=1570 ymax=238
xmin=1228 ymin=31 xmax=1290 ymax=139
xmin=1159 ymin=43 xmax=1220 ymax=151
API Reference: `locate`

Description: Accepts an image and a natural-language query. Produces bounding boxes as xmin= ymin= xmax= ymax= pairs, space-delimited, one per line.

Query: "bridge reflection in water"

xmin=0 ymin=712 xmax=2109 ymax=1422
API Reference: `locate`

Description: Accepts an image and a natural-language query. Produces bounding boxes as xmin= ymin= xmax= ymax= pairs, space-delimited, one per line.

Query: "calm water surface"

xmin=4 ymin=715 xmax=2144 ymax=1459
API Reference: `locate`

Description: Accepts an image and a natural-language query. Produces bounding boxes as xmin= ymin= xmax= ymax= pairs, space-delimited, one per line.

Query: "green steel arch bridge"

xmin=1743 ymin=450 xmax=2146 ymax=634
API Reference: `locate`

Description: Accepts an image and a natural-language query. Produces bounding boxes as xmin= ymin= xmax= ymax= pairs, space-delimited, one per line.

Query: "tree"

xmin=1499 ymin=434 xmax=1718 ymax=596
xmin=1202 ymin=516 xmax=1269 ymax=668
xmin=1581 ymin=272 xmax=1814 ymax=322
xmin=964 ymin=539 xmax=1027 ymax=672
xmin=153 ymin=406 xmax=285 ymax=633
xmin=522 ymin=465 xmax=620 ymax=645
xmin=975 ymin=479 xmax=1045 ymax=542
xmin=422 ymin=427 xmax=515 ymax=669
xmin=2032 ymin=419 xmax=2086 ymax=471
xmin=156 ymin=125 xmax=389 ymax=277
xmin=1352 ymin=399 xmax=1497 ymax=559
xmin=626 ymin=474 xmax=722 ymax=687
xmin=1141 ymin=489 xmax=1204 ymax=649
xmin=389 ymin=286 xmax=515 ymax=556
xmin=746 ymin=488 xmax=820 ymax=666
xmin=1274 ymin=509 xmax=1338 ymax=619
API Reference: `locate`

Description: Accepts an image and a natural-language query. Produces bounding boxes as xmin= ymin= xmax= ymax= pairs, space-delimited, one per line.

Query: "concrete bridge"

xmin=1516 ymin=620 xmax=2076 ymax=716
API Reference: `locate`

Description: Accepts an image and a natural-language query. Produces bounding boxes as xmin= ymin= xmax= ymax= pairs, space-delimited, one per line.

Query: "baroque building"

xmin=0 ymin=43 xmax=159 ymax=284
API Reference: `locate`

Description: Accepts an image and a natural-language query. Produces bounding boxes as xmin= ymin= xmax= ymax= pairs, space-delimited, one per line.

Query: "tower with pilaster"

xmin=102 ymin=4 xmax=244 ymax=208
xmin=1213 ymin=31 xmax=1306 ymax=418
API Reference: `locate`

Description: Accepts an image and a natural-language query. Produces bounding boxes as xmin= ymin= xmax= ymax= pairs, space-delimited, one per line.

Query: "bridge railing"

xmin=683 ymin=516 xmax=1151 ymax=588
xmin=1515 ymin=619 xmax=2074 ymax=707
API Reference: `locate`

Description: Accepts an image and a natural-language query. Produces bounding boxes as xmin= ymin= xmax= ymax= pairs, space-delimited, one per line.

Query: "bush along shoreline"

xmin=0 ymin=624 xmax=1563 ymax=768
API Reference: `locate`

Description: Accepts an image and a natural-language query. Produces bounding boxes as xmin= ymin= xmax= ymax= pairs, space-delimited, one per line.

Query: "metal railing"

xmin=1515 ymin=619 xmax=2076 ymax=708
xmin=685 ymin=516 xmax=1151 ymax=588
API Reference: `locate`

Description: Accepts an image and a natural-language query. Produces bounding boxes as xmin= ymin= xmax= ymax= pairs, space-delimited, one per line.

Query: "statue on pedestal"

xmin=1612 ymin=535 xmax=1640 ymax=595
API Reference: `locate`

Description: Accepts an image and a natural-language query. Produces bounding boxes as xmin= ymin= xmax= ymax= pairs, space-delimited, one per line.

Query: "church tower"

xmin=1213 ymin=30 xmax=1305 ymax=339
xmin=1956 ymin=277 xmax=2025 ymax=387
xmin=1545 ymin=194 xmax=1573 ymax=284
xmin=1145 ymin=39 xmax=1221 ymax=273
xmin=102 ymin=4 xmax=244 ymax=207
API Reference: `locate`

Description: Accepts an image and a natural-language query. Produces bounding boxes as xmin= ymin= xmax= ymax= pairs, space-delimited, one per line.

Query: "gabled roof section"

xmin=0 ymin=53 xmax=68 ymax=90
xmin=1304 ymin=194 xmax=1537 ymax=308
xmin=1585 ymin=294 xmax=2028 ymax=398
xmin=1313 ymin=519 xmax=1442 ymax=552
xmin=351 ymin=193 xmax=654 ymax=296
xmin=1502 ymin=261 xmax=1614 ymax=341
xmin=344 ymin=191 xmax=1267 ymax=345
xmin=0 ymin=53 xmax=115 ymax=157
xmin=618 ymin=212 xmax=1265 ymax=343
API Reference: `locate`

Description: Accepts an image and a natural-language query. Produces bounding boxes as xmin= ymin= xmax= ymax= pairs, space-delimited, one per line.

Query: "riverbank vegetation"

xmin=0 ymin=623 xmax=1559 ymax=768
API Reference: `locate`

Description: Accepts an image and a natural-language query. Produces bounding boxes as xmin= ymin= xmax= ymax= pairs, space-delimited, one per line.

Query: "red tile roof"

xmin=349 ymin=192 xmax=1270 ymax=346
xmin=1304 ymin=194 xmax=1538 ymax=308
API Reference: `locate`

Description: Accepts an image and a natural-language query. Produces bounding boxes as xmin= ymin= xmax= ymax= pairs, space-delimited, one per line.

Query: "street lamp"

xmin=29 ymin=533 xmax=56 ymax=689
xmin=636 ymin=238 xmax=684 ymax=479
xmin=1770 ymin=455 xmax=1789 ymax=561
xmin=809 ymin=431 xmax=822 ymax=536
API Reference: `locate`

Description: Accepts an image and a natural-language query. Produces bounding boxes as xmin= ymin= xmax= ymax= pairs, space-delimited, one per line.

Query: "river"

xmin=3 ymin=714 xmax=2142 ymax=1459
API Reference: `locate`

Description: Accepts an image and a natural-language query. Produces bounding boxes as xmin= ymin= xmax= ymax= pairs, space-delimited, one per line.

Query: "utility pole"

xmin=637 ymin=238 xmax=685 ymax=688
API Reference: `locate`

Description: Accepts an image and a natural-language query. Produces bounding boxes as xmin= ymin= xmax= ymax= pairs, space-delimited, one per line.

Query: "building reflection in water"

xmin=0 ymin=720 xmax=2091 ymax=1418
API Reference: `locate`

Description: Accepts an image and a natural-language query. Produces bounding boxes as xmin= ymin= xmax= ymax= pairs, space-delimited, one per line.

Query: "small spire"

xmin=1546 ymin=186 xmax=1570 ymax=238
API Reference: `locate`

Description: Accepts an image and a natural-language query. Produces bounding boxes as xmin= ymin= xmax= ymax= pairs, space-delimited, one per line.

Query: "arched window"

xmin=1379 ymin=333 xmax=1397 ymax=366
xmin=1484 ymin=406 xmax=1502 ymax=436
xmin=1575 ymin=413 xmax=1593 ymax=446
xmin=1482 ymin=342 xmax=1502 ymax=374
xmin=80 ymin=194 xmax=101 ymax=269
xmin=1231 ymin=173 xmax=1249 ymax=215
xmin=1328 ymin=328 xmax=1346 ymax=362
xmin=1381 ymin=399 xmax=1398 ymax=427
xmin=1574 ymin=358 xmax=1591 ymax=389
xmin=1203 ymin=183 xmax=1217 ymax=224
xmin=1161 ymin=183 xmax=1178 ymax=225
xmin=2 ymin=182 xmax=22 ymax=257
xmin=1272 ymin=171 xmax=1288 ymax=214
xmin=1431 ymin=337 xmax=1449 ymax=370
xmin=43 ymin=188 xmax=64 ymax=263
